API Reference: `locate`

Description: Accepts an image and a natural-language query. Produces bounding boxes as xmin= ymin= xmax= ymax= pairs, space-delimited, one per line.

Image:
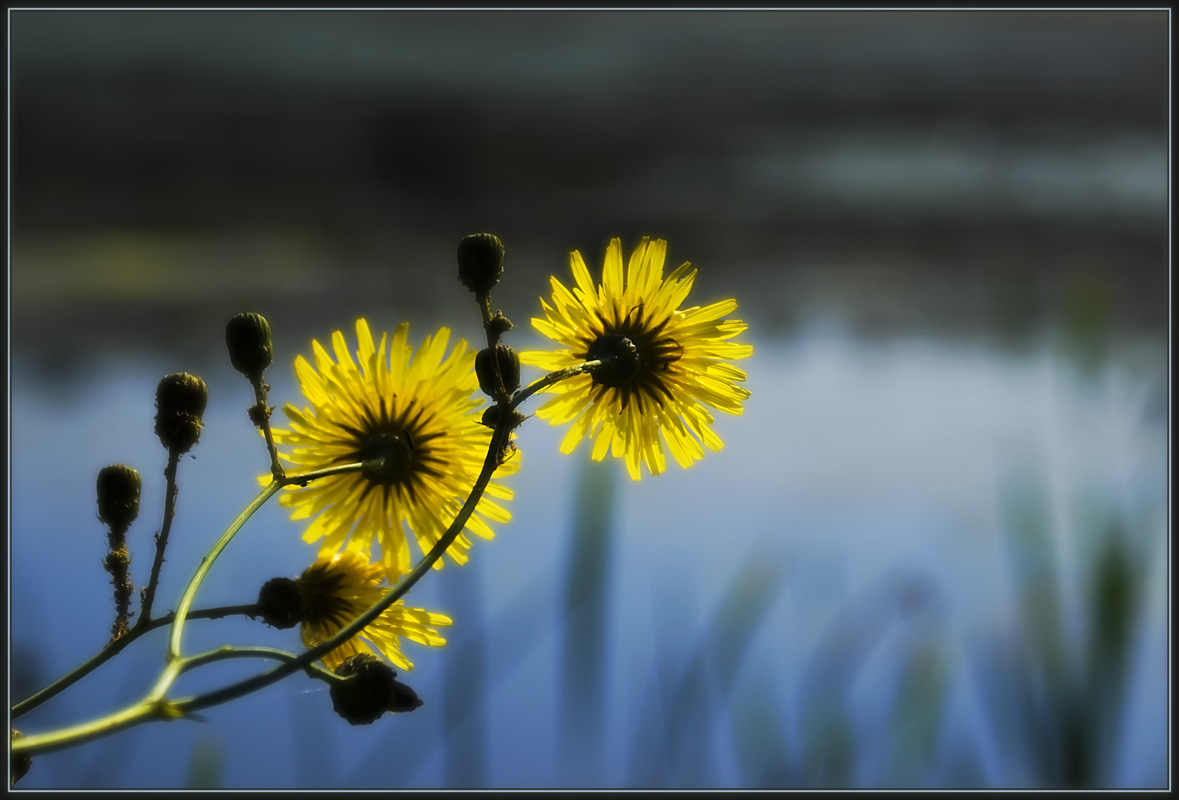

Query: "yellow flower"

xmin=296 ymin=549 xmax=451 ymax=672
xmin=268 ymin=319 xmax=518 ymax=576
xmin=519 ymin=238 xmax=752 ymax=480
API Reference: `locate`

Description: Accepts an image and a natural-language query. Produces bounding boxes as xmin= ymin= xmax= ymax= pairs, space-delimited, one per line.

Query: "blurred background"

xmin=8 ymin=9 xmax=1168 ymax=789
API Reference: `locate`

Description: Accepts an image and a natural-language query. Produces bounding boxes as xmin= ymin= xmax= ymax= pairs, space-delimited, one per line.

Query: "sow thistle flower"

xmin=520 ymin=238 xmax=751 ymax=480
xmin=268 ymin=319 xmax=518 ymax=577
xmin=295 ymin=549 xmax=451 ymax=672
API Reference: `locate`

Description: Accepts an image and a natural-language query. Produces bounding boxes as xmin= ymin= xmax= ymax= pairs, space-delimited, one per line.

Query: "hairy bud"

xmin=155 ymin=373 xmax=208 ymax=453
xmin=225 ymin=312 xmax=274 ymax=381
xmin=96 ymin=465 xmax=141 ymax=530
xmin=457 ymin=233 xmax=505 ymax=294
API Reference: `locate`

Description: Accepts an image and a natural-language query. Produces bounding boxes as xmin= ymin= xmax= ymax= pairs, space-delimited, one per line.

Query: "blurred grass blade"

xmin=558 ymin=457 xmax=617 ymax=784
xmin=184 ymin=734 xmax=225 ymax=789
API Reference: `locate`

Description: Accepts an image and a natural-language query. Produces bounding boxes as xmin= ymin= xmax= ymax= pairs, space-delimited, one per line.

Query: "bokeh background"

xmin=8 ymin=9 xmax=1169 ymax=789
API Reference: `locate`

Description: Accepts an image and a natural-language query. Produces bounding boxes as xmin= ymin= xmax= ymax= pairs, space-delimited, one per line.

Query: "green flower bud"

xmin=256 ymin=577 xmax=302 ymax=629
xmin=475 ymin=345 xmax=521 ymax=399
xmin=329 ymin=653 xmax=422 ymax=725
xmin=225 ymin=312 xmax=274 ymax=381
xmin=155 ymin=372 xmax=208 ymax=453
xmin=457 ymin=233 xmax=505 ymax=294
xmin=96 ymin=464 xmax=141 ymax=530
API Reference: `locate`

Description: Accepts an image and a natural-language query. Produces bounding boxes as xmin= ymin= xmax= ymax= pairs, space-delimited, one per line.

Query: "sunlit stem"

xmin=11 ymin=604 xmax=257 ymax=720
xmin=176 ymin=645 xmax=340 ymax=683
xmin=9 ymin=699 xmax=167 ymax=757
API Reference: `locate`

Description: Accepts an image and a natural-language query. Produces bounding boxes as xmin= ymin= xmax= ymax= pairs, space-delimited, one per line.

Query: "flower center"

xmin=587 ymin=334 xmax=641 ymax=388
xmin=358 ymin=431 xmax=415 ymax=485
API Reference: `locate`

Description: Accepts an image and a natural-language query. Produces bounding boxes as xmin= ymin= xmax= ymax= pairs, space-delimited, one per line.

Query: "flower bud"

xmin=329 ymin=653 xmax=422 ymax=725
xmin=225 ymin=312 xmax=274 ymax=381
xmin=155 ymin=372 xmax=208 ymax=453
xmin=475 ymin=345 xmax=521 ymax=398
xmin=96 ymin=465 xmax=141 ymax=530
xmin=11 ymin=729 xmax=31 ymax=787
xmin=257 ymin=577 xmax=302 ymax=629
xmin=457 ymin=233 xmax=504 ymax=294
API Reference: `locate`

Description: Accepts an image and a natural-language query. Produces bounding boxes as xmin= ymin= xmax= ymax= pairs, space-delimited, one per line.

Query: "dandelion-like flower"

xmin=268 ymin=319 xmax=518 ymax=576
xmin=519 ymin=238 xmax=751 ymax=480
xmin=295 ymin=549 xmax=451 ymax=672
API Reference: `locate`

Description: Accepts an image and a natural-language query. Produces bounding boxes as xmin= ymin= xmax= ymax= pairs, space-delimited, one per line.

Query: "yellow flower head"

xmin=519 ymin=238 xmax=752 ymax=480
xmin=295 ymin=549 xmax=451 ymax=672
xmin=268 ymin=319 xmax=518 ymax=576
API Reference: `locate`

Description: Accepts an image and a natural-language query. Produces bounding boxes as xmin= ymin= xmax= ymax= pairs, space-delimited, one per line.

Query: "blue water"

xmin=9 ymin=323 xmax=1168 ymax=788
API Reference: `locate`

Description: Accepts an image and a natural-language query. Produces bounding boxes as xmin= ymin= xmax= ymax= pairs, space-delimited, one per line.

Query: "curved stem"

xmin=163 ymin=481 xmax=280 ymax=663
xmin=11 ymin=605 xmax=258 ymax=720
xmin=9 ymin=699 xmax=164 ymax=757
xmin=176 ymin=646 xmax=339 ymax=691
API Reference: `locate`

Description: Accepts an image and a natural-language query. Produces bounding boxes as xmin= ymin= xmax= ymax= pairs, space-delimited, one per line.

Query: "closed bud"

xmin=329 ymin=653 xmax=422 ymax=725
xmin=457 ymin=233 xmax=504 ymax=294
xmin=257 ymin=577 xmax=302 ymax=629
xmin=155 ymin=373 xmax=208 ymax=453
xmin=475 ymin=345 xmax=521 ymax=398
xmin=225 ymin=312 xmax=273 ymax=380
xmin=96 ymin=465 xmax=141 ymax=530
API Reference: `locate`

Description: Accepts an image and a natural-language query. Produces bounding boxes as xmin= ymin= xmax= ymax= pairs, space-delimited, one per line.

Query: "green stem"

xmin=12 ymin=605 xmax=257 ymax=720
xmin=176 ymin=645 xmax=340 ymax=684
xmin=10 ymin=699 xmax=166 ymax=757
xmin=162 ymin=481 xmax=281 ymax=665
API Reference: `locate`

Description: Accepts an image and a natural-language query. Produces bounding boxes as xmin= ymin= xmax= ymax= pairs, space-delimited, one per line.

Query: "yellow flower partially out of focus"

xmin=268 ymin=319 xmax=518 ymax=577
xmin=296 ymin=549 xmax=451 ymax=672
xmin=519 ymin=238 xmax=752 ymax=480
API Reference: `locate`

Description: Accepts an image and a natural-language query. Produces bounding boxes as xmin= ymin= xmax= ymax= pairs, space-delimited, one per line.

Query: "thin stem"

xmin=11 ymin=605 xmax=258 ymax=720
xmin=177 ymin=646 xmax=340 ymax=687
xmin=155 ymin=462 xmax=368 ymax=694
xmin=102 ymin=521 xmax=134 ymax=642
xmin=249 ymin=376 xmax=283 ymax=479
xmin=511 ymin=360 xmax=601 ymax=409
xmin=137 ymin=448 xmax=181 ymax=627
xmin=164 ymin=481 xmax=280 ymax=663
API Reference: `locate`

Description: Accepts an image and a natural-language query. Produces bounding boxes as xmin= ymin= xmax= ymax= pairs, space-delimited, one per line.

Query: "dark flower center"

xmin=358 ymin=431 xmax=415 ymax=485
xmin=580 ymin=305 xmax=684 ymax=409
xmin=586 ymin=334 xmax=641 ymax=387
